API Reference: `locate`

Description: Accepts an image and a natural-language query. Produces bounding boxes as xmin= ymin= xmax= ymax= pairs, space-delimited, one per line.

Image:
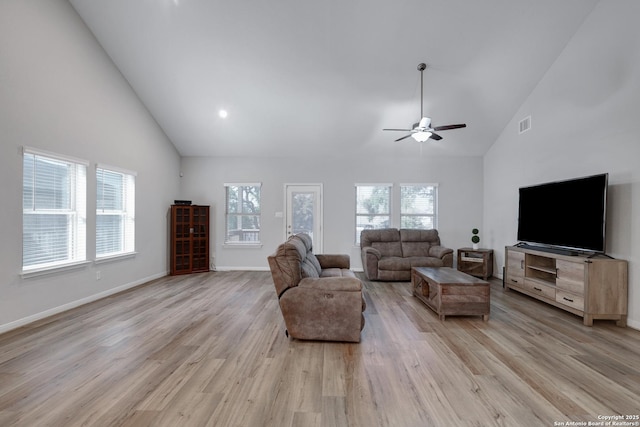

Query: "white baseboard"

xmin=0 ymin=271 xmax=167 ymax=335
xmin=626 ymin=319 xmax=640 ymax=331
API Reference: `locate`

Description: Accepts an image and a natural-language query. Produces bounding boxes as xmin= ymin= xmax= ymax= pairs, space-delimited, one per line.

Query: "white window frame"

xmin=22 ymin=147 xmax=88 ymax=276
xmin=224 ymin=183 xmax=262 ymax=246
xmin=399 ymin=183 xmax=438 ymax=230
xmin=96 ymin=164 xmax=136 ymax=260
xmin=355 ymin=183 xmax=392 ymax=245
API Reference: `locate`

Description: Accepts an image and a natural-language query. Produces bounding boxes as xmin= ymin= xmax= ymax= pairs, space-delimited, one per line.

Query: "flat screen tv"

xmin=517 ymin=173 xmax=608 ymax=253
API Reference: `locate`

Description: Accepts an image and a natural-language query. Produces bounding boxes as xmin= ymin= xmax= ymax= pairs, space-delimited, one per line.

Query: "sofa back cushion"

xmin=292 ymin=233 xmax=322 ymax=277
xmin=301 ymin=258 xmax=320 ymax=278
xmin=360 ymin=228 xmax=402 ymax=257
xmin=400 ymin=229 xmax=441 ymax=257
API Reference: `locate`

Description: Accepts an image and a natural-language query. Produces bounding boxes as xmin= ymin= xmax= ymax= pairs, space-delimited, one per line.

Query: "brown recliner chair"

xmin=267 ymin=233 xmax=366 ymax=343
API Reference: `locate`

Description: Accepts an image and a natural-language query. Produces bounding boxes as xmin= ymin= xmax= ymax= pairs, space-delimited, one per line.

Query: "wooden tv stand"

xmin=504 ymin=245 xmax=628 ymax=326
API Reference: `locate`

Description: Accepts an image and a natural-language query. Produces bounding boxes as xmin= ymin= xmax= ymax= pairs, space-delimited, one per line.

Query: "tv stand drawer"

xmin=556 ymin=290 xmax=584 ymax=311
xmin=523 ymin=279 xmax=555 ymax=300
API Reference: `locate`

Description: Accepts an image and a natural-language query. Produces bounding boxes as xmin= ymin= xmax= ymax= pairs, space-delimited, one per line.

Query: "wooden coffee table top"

xmin=413 ymin=267 xmax=488 ymax=286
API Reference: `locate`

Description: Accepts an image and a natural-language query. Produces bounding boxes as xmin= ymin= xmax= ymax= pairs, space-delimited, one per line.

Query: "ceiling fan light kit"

xmin=384 ymin=62 xmax=466 ymax=143
xmin=412 ymin=132 xmax=432 ymax=142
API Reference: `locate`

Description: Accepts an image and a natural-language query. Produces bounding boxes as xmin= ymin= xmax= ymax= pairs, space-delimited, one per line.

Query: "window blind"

xmin=355 ymin=184 xmax=391 ymax=244
xmin=22 ymin=149 xmax=87 ymax=271
xmin=96 ymin=166 xmax=136 ymax=258
xmin=400 ymin=184 xmax=437 ymax=229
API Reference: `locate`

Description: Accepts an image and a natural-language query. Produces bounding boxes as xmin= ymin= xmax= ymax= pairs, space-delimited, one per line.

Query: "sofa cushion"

xmin=378 ymin=256 xmax=412 ymax=271
xmin=401 ymin=242 xmax=431 ymax=258
xmin=296 ymin=233 xmax=314 ymax=252
xmin=320 ymin=268 xmax=357 ymax=278
xmin=372 ymin=241 xmax=402 ymax=258
xmin=286 ymin=235 xmax=308 ymax=261
xmin=361 ymin=228 xmax=399 ymax=245
xmin=301 ymin=258 xmax=320 ymax=278
xmin=307 ymin=252 xmax=322 ymax=275
xmin=400 ymin=229 xmax=440 ymax=257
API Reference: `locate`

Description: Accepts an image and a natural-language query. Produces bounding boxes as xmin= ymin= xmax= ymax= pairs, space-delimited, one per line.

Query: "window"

xmin=355 ymin=184 xmax=391 ymax=244
xmin=400 ymin=184 xmax=437 ymax=229
xmin=22 ymin=148 xmax=87 ymax=272
xmin=96 ymin=166 xmax=136 ymax=258
xmin=224 ymin=183 xmax=261 ymax=244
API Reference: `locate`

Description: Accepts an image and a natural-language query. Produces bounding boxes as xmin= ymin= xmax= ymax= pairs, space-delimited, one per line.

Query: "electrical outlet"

xmin=96 ymin=270 xmax=101 ymax=280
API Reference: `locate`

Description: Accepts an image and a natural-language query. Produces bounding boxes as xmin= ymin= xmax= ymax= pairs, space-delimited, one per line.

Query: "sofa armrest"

xmin=360 ymin=246 xmax=382 ymax=280
xmin=298 ymin=276 xmax=362 ymax=292
xmin=316 ymin=254 xmax=350 ymax=269
xmin=361 ymin=246 xmax=381 ymax=260
xmin=429 ymin=245 xmax=454 ymax=259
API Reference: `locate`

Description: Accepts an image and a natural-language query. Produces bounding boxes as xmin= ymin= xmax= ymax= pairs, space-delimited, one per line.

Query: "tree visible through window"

xmin=355 ymin=184 xmax=391 ymax=244
xmin=401 ymin=184 xmax=437 ymax=229
xmin=225 ymin=184 xmax=261 ymax=243
xmin=292 ymin=192 xmax=314 ymax=237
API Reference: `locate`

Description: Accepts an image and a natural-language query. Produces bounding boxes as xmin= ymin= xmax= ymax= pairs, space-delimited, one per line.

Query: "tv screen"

xmin=517 ymin=173 xmax=608 ymax=253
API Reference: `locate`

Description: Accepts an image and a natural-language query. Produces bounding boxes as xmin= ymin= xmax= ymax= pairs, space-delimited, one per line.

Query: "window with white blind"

xmin=96 ymin=166 xmax=136 ymax=258
xmin=224 ymin=183 xmax=261 ymax=244
xmin=22 ymin=148 xmax=87 ymax=272
xmin=400 ymin=184 xmax=437 ymax=229
xmin=355 ymin=184 xmax=391 ymax=244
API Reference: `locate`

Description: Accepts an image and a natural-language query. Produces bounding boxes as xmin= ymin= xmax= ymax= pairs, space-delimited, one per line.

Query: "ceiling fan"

xmin=384 ymin=63 xmax=466 ymax=142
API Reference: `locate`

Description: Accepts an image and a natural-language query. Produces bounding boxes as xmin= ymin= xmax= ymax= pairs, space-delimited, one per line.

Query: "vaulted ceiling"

xmin=69 ymin=0 xmax=599 ymax=158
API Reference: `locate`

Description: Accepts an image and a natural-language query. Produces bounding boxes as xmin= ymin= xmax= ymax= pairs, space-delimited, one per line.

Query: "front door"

xmin=285 ymin=184 xmax=323 ymax=252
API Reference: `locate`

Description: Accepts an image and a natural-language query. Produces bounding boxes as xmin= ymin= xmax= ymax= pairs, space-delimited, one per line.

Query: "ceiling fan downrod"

xmin=418 ymin=63 xmax=426 ymax=119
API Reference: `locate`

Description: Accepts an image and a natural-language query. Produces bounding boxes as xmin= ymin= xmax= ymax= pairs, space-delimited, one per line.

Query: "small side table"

xmin=457 ymin=248 xmax=493 ymax=280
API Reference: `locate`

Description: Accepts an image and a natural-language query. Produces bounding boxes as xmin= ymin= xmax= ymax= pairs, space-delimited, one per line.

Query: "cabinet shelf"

xmin=526 ymin=276 xmax=555 ymax=288
xmin=527 ymin=265 xmax=557 ymax=275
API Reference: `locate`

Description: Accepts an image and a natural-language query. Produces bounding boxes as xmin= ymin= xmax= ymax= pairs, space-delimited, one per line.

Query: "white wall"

xmin=484 ymin=0 xmax=640 ymax=329
xmin=0 ymin=0 xmax=181 ymax=332
xmin=179 ymin=155 xmax=484 ymax=271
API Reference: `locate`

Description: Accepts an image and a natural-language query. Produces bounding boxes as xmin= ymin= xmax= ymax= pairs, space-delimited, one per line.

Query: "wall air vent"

xmin=519 ymin=116 xmax=531 ymax=134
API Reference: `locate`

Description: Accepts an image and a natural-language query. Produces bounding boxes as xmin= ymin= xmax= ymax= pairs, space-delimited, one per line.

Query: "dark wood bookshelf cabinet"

xmin=170 ymin=205 xmax=210 ymax=275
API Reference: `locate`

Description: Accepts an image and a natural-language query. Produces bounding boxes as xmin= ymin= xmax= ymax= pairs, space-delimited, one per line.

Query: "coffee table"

xmin=411 ymin=267 xmax=490 ymax=321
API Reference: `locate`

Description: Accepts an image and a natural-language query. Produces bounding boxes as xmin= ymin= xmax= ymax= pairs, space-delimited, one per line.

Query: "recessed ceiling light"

xmin=219 ymin=110 xmax=228 ymax=119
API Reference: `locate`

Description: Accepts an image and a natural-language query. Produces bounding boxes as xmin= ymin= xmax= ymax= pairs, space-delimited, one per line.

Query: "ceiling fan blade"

xmin=430 ymin=133 xmax=443 ymax=141
xmin=383 ymin=128 xmax=413 ymax=131
xmin=432 ymin=124 xmax=467 ymax=131
xmin=395 ymin=134 xmax=414 ymax=142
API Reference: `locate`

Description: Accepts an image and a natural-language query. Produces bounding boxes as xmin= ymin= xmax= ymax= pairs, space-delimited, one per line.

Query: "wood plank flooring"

xmin=1 ymin=271 xmax=639 ymax=426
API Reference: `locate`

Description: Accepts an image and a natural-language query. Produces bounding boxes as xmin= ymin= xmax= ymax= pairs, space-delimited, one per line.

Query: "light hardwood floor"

xmin=1 ymin=271 xmax=639 ymax=427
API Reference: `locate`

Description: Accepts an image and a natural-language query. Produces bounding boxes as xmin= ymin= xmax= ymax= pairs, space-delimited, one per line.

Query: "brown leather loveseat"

xmin=268 ymin=233 xmax=366 ymax=342
xmin=360 ymin=228 xmax=453 ymax=281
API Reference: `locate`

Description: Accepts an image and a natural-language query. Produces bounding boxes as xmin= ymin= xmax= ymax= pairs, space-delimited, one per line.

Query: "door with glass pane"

xmin=285 ymin=184 xmax=322 ymax=252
